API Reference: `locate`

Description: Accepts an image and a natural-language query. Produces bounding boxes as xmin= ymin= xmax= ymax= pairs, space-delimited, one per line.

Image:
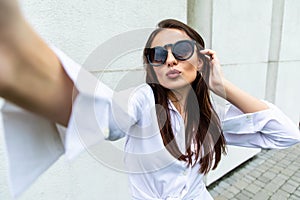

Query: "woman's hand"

xmin=200 ymin=49 xmax=269 ymax=113
xmin=200 ymin=49 xmax=227 ymax=99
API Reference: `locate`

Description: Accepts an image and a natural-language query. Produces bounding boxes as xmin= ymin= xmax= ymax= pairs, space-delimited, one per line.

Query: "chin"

xmin=162 ymin=83 xmax=192 ymax=91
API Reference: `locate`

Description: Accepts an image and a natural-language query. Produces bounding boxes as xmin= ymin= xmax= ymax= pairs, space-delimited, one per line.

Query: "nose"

xmin=165 ymin=49 xmax=178 ymax=67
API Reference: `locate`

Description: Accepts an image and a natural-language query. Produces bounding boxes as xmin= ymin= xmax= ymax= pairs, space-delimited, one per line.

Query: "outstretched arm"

xmin=0 ymin=0 xmax=75 ymax=126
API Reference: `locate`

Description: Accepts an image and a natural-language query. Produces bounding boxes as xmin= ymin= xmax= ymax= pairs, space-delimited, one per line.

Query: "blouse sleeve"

xmin=0 ymin=46 xmax=135 ymax=197
xmin=53 ymin=47 xmax=136 ymax=159
xmin=221 ymin=101 xmax=300 ymax=149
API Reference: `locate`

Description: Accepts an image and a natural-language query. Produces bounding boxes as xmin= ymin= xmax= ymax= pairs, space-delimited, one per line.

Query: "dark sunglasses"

xmin=146 ymin=40 xmax=199 ymax=66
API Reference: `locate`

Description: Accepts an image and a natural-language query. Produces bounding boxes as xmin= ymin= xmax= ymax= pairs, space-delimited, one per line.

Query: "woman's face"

xmin=150 ymin=28 xmax=203 ymax=91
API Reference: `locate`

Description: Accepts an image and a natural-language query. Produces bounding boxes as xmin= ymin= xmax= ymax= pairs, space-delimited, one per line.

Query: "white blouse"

xmin=1 ymin=47 xmax=300 ymax=199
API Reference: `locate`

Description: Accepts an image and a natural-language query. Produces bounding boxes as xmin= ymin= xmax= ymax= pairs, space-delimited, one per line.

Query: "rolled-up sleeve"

xmin=222 ymin=101 xmax=300 ymax=149
xmin=53 ymin=47 xmax=137 ymax=158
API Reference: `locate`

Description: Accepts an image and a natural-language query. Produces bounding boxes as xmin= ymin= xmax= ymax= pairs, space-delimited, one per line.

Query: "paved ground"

xmin=207 ymin=142 xmax=300 ymax=200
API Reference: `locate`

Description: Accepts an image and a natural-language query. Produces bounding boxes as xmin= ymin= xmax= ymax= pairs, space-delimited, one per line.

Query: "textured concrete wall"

xmin=188 ymin=0 xmax=299 ymax=124
xmin=275 ymin=0 xmax=300 ymax=123
xmin=0 ymin=1 xmax=187 ymax=200
xmin=1 ymin=0 xmax=299 ymax=199
xmin=189 ymin=0 xmax=272 ymax=99
xmin=188 ymin=0 xmax=300 ymax=188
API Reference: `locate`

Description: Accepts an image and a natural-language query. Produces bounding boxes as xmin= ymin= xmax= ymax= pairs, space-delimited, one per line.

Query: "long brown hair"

xmin=143 ymin=19 xmax=226 ymax=174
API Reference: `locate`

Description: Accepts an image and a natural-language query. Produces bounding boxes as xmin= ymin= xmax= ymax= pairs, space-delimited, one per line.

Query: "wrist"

xmin=221 ymin=79 xmax=238 ymax=101
xmin=211 ymin=78 xmax=229 ymax=99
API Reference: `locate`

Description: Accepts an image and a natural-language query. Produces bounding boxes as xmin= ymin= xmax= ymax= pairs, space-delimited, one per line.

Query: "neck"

xmin=168 ymin=85 xmax=192 ymax=117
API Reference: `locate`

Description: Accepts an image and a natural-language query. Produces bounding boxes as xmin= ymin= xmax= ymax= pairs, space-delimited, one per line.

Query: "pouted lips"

xmin=166 ymin=69 xmax=181 ymax=79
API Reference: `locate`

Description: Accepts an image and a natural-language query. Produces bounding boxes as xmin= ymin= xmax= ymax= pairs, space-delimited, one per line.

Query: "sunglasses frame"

xmin=146 ymin=40 xmax=197 ymax=67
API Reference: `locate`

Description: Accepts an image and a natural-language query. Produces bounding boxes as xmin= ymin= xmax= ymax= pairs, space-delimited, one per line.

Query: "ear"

xmin=197 ymin=58 xmax=204 ymax=72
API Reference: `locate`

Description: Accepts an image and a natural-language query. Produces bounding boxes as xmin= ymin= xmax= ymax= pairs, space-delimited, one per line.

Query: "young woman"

xmin=1 ymin=1 xmax=299 ymax=199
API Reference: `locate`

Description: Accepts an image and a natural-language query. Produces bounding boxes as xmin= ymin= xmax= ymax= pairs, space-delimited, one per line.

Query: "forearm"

xmin=0 ymin=18 xmax=75 ymax=126
xmin=223 ymin=79 xmax=269 ymax=113
xmin=201 ymin=49 xmax=269 ymax=114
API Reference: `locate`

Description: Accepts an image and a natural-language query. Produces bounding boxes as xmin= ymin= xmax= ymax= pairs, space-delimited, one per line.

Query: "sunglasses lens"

xmin=173 ymin=41 xmax=194 ymax=60
xmin=147 ymin=40 xmax=196 ymax=66
xmin=148 ymin=47 xmax=167 ymax=66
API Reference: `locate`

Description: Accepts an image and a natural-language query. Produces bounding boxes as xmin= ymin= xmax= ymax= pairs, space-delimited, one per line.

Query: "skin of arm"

xmin=200 ymin=49 xmax=269 ymax=113
xmin=0 ymin=1 xmax=75 ymax=126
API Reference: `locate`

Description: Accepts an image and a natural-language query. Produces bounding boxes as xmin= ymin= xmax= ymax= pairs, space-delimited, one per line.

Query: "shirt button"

xmin=182 ymin=170 xmax=188 ymax=176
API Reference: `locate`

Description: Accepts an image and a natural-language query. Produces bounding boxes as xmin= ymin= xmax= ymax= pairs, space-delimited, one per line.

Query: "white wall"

xmin=275 ymin=0 xmax=300 ymax=123
xmin=1 ymin=0 xmax=300 ymax=199
xmin=190 ymin=0 xmax=273 ymax=99
xmin=0 ymin=1 xmax=187 ymax=200
xmin=188 ymin=0 xmax=272 ymax=186
xmin=188 ymin=0 xmax=300 ymax=186
xmin=189 ymin=0 xmax=299 ymax=123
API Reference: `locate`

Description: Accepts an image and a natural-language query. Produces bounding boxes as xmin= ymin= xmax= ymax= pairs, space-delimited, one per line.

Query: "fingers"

xmin=200 ymin=49 xmax=220 ymax=66
xmin=200 ymin=49 xmax=217 ymax=60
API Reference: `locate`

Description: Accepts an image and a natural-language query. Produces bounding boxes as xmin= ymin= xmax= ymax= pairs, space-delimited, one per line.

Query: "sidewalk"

xmin=207 ymin=142 xmax=300 ymax=200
